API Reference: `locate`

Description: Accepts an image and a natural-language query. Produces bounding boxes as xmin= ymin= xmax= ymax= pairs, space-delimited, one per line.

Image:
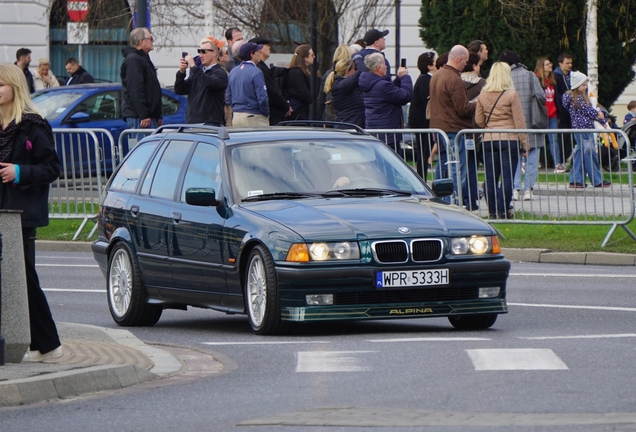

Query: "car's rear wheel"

xmin=107 ymin=242 xmax=162 ymax=326
xmin=448 ymin=314 xmax=497 ymax=330
xmin=245 ymin=245 xmax=296 ymax=335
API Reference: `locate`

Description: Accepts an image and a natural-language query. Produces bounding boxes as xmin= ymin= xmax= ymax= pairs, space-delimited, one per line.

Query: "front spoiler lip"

xmin=281 ymin=299 xmax=508 ymax=322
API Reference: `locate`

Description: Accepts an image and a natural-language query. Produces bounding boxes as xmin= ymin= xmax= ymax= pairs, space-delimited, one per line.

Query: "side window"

xmin=109 ymin=141 xmax=159 ymax=192
xmin=68 ymin=91 xmax=119 ymax=121
xmin=162 ymin=95 xmax=180 ymax=116
xmin=181 ymin=143 xmax=221 ymax=202
xmin=149 ymin=140 xmax=193 ymax=200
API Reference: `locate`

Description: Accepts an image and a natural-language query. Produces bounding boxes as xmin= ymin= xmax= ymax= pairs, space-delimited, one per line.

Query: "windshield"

xmin=228 ymin=139 xmax=432 ymax=201
xmin=32 ymin=91 xmax=85 ymax=121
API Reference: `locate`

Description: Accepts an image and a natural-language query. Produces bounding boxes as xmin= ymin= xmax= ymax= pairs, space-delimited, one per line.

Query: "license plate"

xmin=375 ymin=269 xmax=449 ymax=288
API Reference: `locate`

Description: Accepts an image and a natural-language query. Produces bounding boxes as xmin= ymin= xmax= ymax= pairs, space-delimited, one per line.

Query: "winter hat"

xmin=499 ymin=49 xmax=520 ymax=66
xmin=570 ymin=71 xmax=589 ymax=90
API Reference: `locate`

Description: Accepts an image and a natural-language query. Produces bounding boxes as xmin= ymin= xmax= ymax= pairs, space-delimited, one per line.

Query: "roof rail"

xmin=152 ymin=124 xmax=230 ymax=140
xmin=278 ymin=120 xmax=368 ymax=135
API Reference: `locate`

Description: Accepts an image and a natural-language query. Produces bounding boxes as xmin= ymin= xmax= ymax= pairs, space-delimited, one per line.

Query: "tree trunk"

xmin=586 ymin=0 xmax=599 ymax=97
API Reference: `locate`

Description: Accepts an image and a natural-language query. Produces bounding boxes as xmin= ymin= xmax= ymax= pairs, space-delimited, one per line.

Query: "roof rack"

xmin=152 ymin=124 xmax=230 ymax=140
xmin=277 ymin=120 xmax=368 ymax=135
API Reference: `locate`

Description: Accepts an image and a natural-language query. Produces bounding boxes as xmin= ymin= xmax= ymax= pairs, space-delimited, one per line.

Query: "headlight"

xmin=287 ymin=242 xmax=360 ymax=262
xmin=451 ymin=236 xmax=492 ymax=255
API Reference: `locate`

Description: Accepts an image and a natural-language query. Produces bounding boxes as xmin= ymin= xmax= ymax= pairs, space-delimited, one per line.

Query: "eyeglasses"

xmin=197 ymin=48 xmax=216 ymax=54
xmin=144 ymin=36 xmax=155 ymax=42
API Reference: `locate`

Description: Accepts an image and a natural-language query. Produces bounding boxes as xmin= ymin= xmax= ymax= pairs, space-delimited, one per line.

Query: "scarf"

xmin=0 ymin=113 xmax=52 ymax=162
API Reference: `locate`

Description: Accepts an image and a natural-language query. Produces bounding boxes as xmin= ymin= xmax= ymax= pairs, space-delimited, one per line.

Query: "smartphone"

xmin=193 ymin=55 xmax=202 ymax=67
xmin=182 ymin=52 xmax=188 ymax=58
xmin=400 ymin=58 xmax=407 ymax=68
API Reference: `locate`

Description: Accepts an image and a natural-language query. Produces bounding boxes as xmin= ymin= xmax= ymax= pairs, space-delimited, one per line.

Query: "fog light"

xmin=479 ymin=287 xmax=501 ymax=298
xmin=305 ymin=294 xmax=334 ymax=305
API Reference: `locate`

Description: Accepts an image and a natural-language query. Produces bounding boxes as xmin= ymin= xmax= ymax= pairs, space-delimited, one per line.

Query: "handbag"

xmin=530 ymin=93 xmax=548 ymax=129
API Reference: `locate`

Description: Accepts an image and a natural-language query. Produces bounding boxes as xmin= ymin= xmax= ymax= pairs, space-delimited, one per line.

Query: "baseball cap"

xmin=249 ymin=37 xmax=271 ymax=46
xmin=363 ymin=29 xmax=389 ymax=46
xmin=239 ymin=42 xmax=263 ymax=60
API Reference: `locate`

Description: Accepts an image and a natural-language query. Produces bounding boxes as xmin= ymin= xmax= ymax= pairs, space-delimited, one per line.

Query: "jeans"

xmin=484 ymin=140 xmax=519 ymax=216
xmin=125 ymin=117 xmax=158 ymax=129
xmin=569 ymin=133 xmax=604 ymax=186
xmin=547 ymin=117 xmax=562 ymax=165
xmin=435 ymin=133 xmax=467 ymax=205
xmin=514 ymin=147 xmax=540 ymax=191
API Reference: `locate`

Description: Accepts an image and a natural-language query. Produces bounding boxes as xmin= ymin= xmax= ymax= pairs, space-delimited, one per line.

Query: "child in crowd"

xmin=623 ymin=100 xmax=636 ymax=125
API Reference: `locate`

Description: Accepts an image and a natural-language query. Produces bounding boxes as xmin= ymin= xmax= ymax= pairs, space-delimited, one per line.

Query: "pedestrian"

xmin=562 ymin=71 xmax=611 ymax=189
xmin=64 ymin=58 xmax=94 ymax=85
xmin=224 ymin=27 xmax=243 ymax=72
xmin=499 ymin=49 xmax=545 ymax=202
xmin=475 ymin=62 xmax=527 ymax=220
xmin=535 ymin=57 xmax=564 ymax=173
xmin=121 ymin=27 xmax=163 ymax=129
xmin=323 ymin=58 xmax=365 ymax=128
xmin=429 ymin=45 xmax=475 ymax=206
xmin=14 ymin=48 xmax=34 ymax=93
xmin=174 ymin=36 xmax=228 ymax=125
xmin=554 ymin=53 xmax=575 ymax=162
xmin=467 ymin=40 xmax=489 ymax=72
xmin=248 ymin=37 xmax=293 ymax=125
xmin=285 ymin=44 xmax=315 ymax=121
xmin=358 ymin=29 xmax=391 ymax=79
xmin=225 ymin=41 xmax=270 ymax=126
xmin=408 ymin=51 xmax=437 ymax=179
xmin=33 ymin=58 xmax=60 ymax=91
xmin=623 ymin=100 xmax=636 ymax=125
xmin=317 ymin=45 xmax=352 ymax=121
xmin=0 ymin=64 xmax=62 ymax=361
xmin=357 ymin=52 xmax=412 ymax=154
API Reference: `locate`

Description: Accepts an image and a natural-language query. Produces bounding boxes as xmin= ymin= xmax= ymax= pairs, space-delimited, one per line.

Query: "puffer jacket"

xmin=358 ymin=72 xmax=412 ymax=129
xmin=331 ymin=71 xmax=365 ymax=128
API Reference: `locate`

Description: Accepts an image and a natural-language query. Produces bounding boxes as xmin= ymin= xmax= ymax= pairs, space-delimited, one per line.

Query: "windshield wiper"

xmin=322 ymin=188 xmax=412 ymax=197
xmin=242 ymin=192 xmax=321 ymax=202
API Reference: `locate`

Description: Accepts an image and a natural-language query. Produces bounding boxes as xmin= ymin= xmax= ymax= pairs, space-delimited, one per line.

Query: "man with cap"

xmin=356 ymin=29 xmax=391 ymax=79
xmin=174 ymin=36 xmax=229 ymax=125
xmin=225 ymin=42 xmax=270 ymax=126
xmin=249 ymin=37 xmax=292 ymax=125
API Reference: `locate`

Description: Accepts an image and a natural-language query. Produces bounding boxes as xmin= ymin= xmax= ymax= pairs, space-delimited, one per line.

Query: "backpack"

xmin=270 ymin=65 xmax=289 ymax=97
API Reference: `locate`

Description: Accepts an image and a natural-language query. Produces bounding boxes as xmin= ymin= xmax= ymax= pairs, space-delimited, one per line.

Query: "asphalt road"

xmin=1 ymin=251 xmax=636 ymax=431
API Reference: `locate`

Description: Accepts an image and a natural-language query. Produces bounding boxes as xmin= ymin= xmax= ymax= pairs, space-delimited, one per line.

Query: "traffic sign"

xmin=67 ymin=0 xmax=88 ymax=22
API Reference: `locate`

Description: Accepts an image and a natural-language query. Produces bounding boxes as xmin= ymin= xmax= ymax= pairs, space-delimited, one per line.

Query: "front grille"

xmin=335 ymin=287 xmax=479 ymax=305
xmin=373 ymin=241 xmax=408 ymax=263
xmin=412 ymin=240 xmax=443 ymax=262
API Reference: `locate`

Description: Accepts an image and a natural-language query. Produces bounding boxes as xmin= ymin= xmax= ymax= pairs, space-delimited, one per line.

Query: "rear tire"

xmin=107 ymin=242 xmax=162 ymax=326
xmin=448 ymin=314 xmax=497 ymax=330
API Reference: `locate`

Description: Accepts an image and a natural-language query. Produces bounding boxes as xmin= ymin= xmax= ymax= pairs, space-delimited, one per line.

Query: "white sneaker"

xmin=22 ymin=346 xmax=63 ymax=362
xmin=513 ymin=190 xmax=520 ymax=201
xmin=523 ymin=190 xmax=533 ymax=201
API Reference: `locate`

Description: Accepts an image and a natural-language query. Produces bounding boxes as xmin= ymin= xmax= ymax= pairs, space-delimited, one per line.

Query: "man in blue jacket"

xmin=225 ymin=42 xmax=269 ymax=126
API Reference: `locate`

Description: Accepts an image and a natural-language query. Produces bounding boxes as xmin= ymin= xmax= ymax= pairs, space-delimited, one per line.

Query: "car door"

xmin=169 ymin=141 xmax=228 ymax=294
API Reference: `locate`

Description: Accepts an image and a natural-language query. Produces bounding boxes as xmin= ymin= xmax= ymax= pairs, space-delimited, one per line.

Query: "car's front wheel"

xmin=245 ymin=245 xmax=296 ymax=335
xmin=448 ymin=314 xmax=497 ymax=330
xmin=107 ymin=242 xmax=162 ymax=326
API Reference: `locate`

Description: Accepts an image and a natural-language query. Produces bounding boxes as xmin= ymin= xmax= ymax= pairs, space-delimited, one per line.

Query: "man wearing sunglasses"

xmin=175 ymin=37 xmax=229 ymax=126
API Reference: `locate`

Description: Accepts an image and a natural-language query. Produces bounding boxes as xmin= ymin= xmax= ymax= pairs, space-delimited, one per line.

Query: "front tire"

xmin=448 ymin=314 xmax=497 ymax=330
xmin=245 ymin=245 xmax=296 ymax=335
xmin=107 ymin=242 xmax=162 ymax=326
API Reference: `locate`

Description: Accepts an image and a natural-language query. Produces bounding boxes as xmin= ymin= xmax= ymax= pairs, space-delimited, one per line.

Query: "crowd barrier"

xmin=116 ymin=129 xmax=155 ymax=166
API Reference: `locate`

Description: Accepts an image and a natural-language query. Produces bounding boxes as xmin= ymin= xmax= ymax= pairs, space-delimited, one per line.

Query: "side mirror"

xmin=185 ymin=188 xmax=219 ymax=206
xmin=66 ymin=112 xmax=91 ymax=123
xmin=431 ymin=178 xmax=454 ymax=198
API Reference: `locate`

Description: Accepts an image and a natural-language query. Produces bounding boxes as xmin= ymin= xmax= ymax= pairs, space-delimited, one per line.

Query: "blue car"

xmin=32 ymin=83 xmax=187 ymax=176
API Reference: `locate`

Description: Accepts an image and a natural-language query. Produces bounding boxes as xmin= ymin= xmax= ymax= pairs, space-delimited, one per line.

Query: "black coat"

xmin=0 ymin=121 xmax=61 ymax=228
xmin=66 ymin=67 xmax=94 ymax=86
xmin=331 ymin=71 xmax=365 ymax=128
xmin=409 ymin=73 xmax=432 ymax=128
xmin=554 ymin=69 xmax=572 ymax=128
xmin=256 ymin=62 xmax=290 ymax=125
xmin=175 ymin=64 xmax=228 ymax=124
xmin=120 ymin=47 xmax=163 ymax=120
xmin=284 ymin=68 xmax=312 ymax=120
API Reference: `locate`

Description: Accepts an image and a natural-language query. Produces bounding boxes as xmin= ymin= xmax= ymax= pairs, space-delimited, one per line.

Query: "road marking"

xmin=466 ymin=349 xmax=568 ymax=370
xmin=37 ymin=264 xmax=99 ymax=267
xmin=510 ymin=272 xmax=636 ymax=278
xmin=509 ymin=302 xmax=636 ymax=312
xmin=520 ymin=333 xmax=636 ymax=340
xmin=202 ymin=341 xmax=330 ymax=346
xmin=367 ymin=337 xmax=490 ymax=343
xmin=44 ymin=288 xmax=105 ymax=293
xmin=296 ymin=351 xmax=375 ymax=372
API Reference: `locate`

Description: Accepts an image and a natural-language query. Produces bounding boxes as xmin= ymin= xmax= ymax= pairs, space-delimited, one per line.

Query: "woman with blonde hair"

xmin=33 ymin=58 xmax=60 ymax=91
xmin=0 ymin=63 xmax=62 ymax=361
xmin=318 ymin=45 xmax=352 ymax=120
xmin=535 ymin=57 xmax=563 ymax=173
xmin=323 ymin=58 xmax=365 ymax=127
xmin=475 ymin=61 xmax=527 ymax=220
xmin=285 ymin=44 xmax=315 ymax=120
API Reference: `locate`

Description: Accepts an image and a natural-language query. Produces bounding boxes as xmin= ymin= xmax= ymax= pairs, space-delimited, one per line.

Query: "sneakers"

xmin=569 ymin=183 xmax=587 ymax=189
xmin=594 ymin=180 xmax=612 ymax=188
xmin=523 ymin=190 xmax=533 ymax=201
xmin=22 ymin=346 xmax=63 ymax=362
xmin=554 ymin=164 xmax=566 ymax=173
xmin=512 ymin=189 xmax=521 ymax=201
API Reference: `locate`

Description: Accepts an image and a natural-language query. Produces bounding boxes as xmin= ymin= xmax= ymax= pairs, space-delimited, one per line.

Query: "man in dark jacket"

xmin=174 ymin=36 xmax=228 ymax=125
xmin=554 ymin=53 xmax=574 ymax=161
xmin=64 ymin=58 xmax=94 ymax=85
xmin=249 ymin=37 xmax=292 ymax=125
xmin=121 ymin=27 xmax=163 ymax=128
xmin=15 ymin=48 xmax=35 ymax=93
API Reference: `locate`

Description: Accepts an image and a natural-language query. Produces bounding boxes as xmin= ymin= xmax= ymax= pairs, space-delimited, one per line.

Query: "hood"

xmin=510 ymin=63 xmax=528 ymax=71
xmin=358 ymin=71 xmax=384 ymax=92
xmin=461 ymin=72 xmax=482 ymax=85
xmin=242 ymin=197 xmax=493 ymax=241
xmin=122 ymin=46 xmax=139 ymax=58
xmin=553 ymin=66 xmax=566 ymax=77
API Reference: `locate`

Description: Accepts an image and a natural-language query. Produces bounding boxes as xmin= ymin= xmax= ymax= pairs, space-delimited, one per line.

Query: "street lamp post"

xmin=310 ymin=0 xmax=318 ymax=120
xmin=395 ymin=0 xmax=401 ymax=69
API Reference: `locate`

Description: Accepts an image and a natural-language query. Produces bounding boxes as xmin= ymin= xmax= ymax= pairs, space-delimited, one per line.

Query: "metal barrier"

xmin=116 ymin=128 xmax=155 ymax=166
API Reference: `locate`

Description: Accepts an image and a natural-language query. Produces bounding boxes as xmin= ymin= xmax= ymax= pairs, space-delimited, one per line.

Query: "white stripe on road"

xmin=520 ymin=333 xmax=636 ymax=340
xmin=296 ymin=351 xmax=375 ymax=372
xmin=43 ymin=288 xmax=105 ymax=293
xmin=367 ymin=337 xmax=490 ymax=343
xmin=510 ymin=273 xmax=636 ymax=278
xmin=466 ymin=349 xmax=568 ymax=371
xmin=202 ymin=341 xmax=330 ymax=346
xmin=509 ymin=302 xmax=636 ymax=312
xmin=37 ymin=264 xmax=99 ymax=267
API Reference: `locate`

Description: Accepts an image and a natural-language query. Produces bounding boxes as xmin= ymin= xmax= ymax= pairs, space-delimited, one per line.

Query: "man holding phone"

xmin=356 ymin=29 xmax=392 ymax=80
xmin=174 ymin=36 xmax=228 ymax=125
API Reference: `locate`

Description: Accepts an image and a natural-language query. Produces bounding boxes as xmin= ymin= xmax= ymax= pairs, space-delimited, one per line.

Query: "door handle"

xmin=130 ymin=205 xmax=139 ymax=217
xmin=171 ymin=212 xmax=182 ymax=223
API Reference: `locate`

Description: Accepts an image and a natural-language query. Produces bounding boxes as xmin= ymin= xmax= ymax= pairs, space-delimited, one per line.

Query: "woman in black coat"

xmin=285 ymin=44 xmax=315 ymax=120
xmin=408 ymin=51 xmax=437 ymax=180
xmin=0 ymin=64 xmax=62 ymax=361
xmin=324 ymin=58 xmax=365 ymax=128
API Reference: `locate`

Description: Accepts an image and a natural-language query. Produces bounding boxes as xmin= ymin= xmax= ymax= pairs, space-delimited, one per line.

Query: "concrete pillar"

xmin=0 ymin=210 xmax=30 ymax=363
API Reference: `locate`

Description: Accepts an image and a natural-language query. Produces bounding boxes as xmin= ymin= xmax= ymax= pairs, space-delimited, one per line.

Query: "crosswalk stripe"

xmin=466 ymin=349 xmax=568 ymax=370
xmin=202 ymin=341 xmax=329 ymax=346
xmin=296 ymin=351 xmax=375 ymax=373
